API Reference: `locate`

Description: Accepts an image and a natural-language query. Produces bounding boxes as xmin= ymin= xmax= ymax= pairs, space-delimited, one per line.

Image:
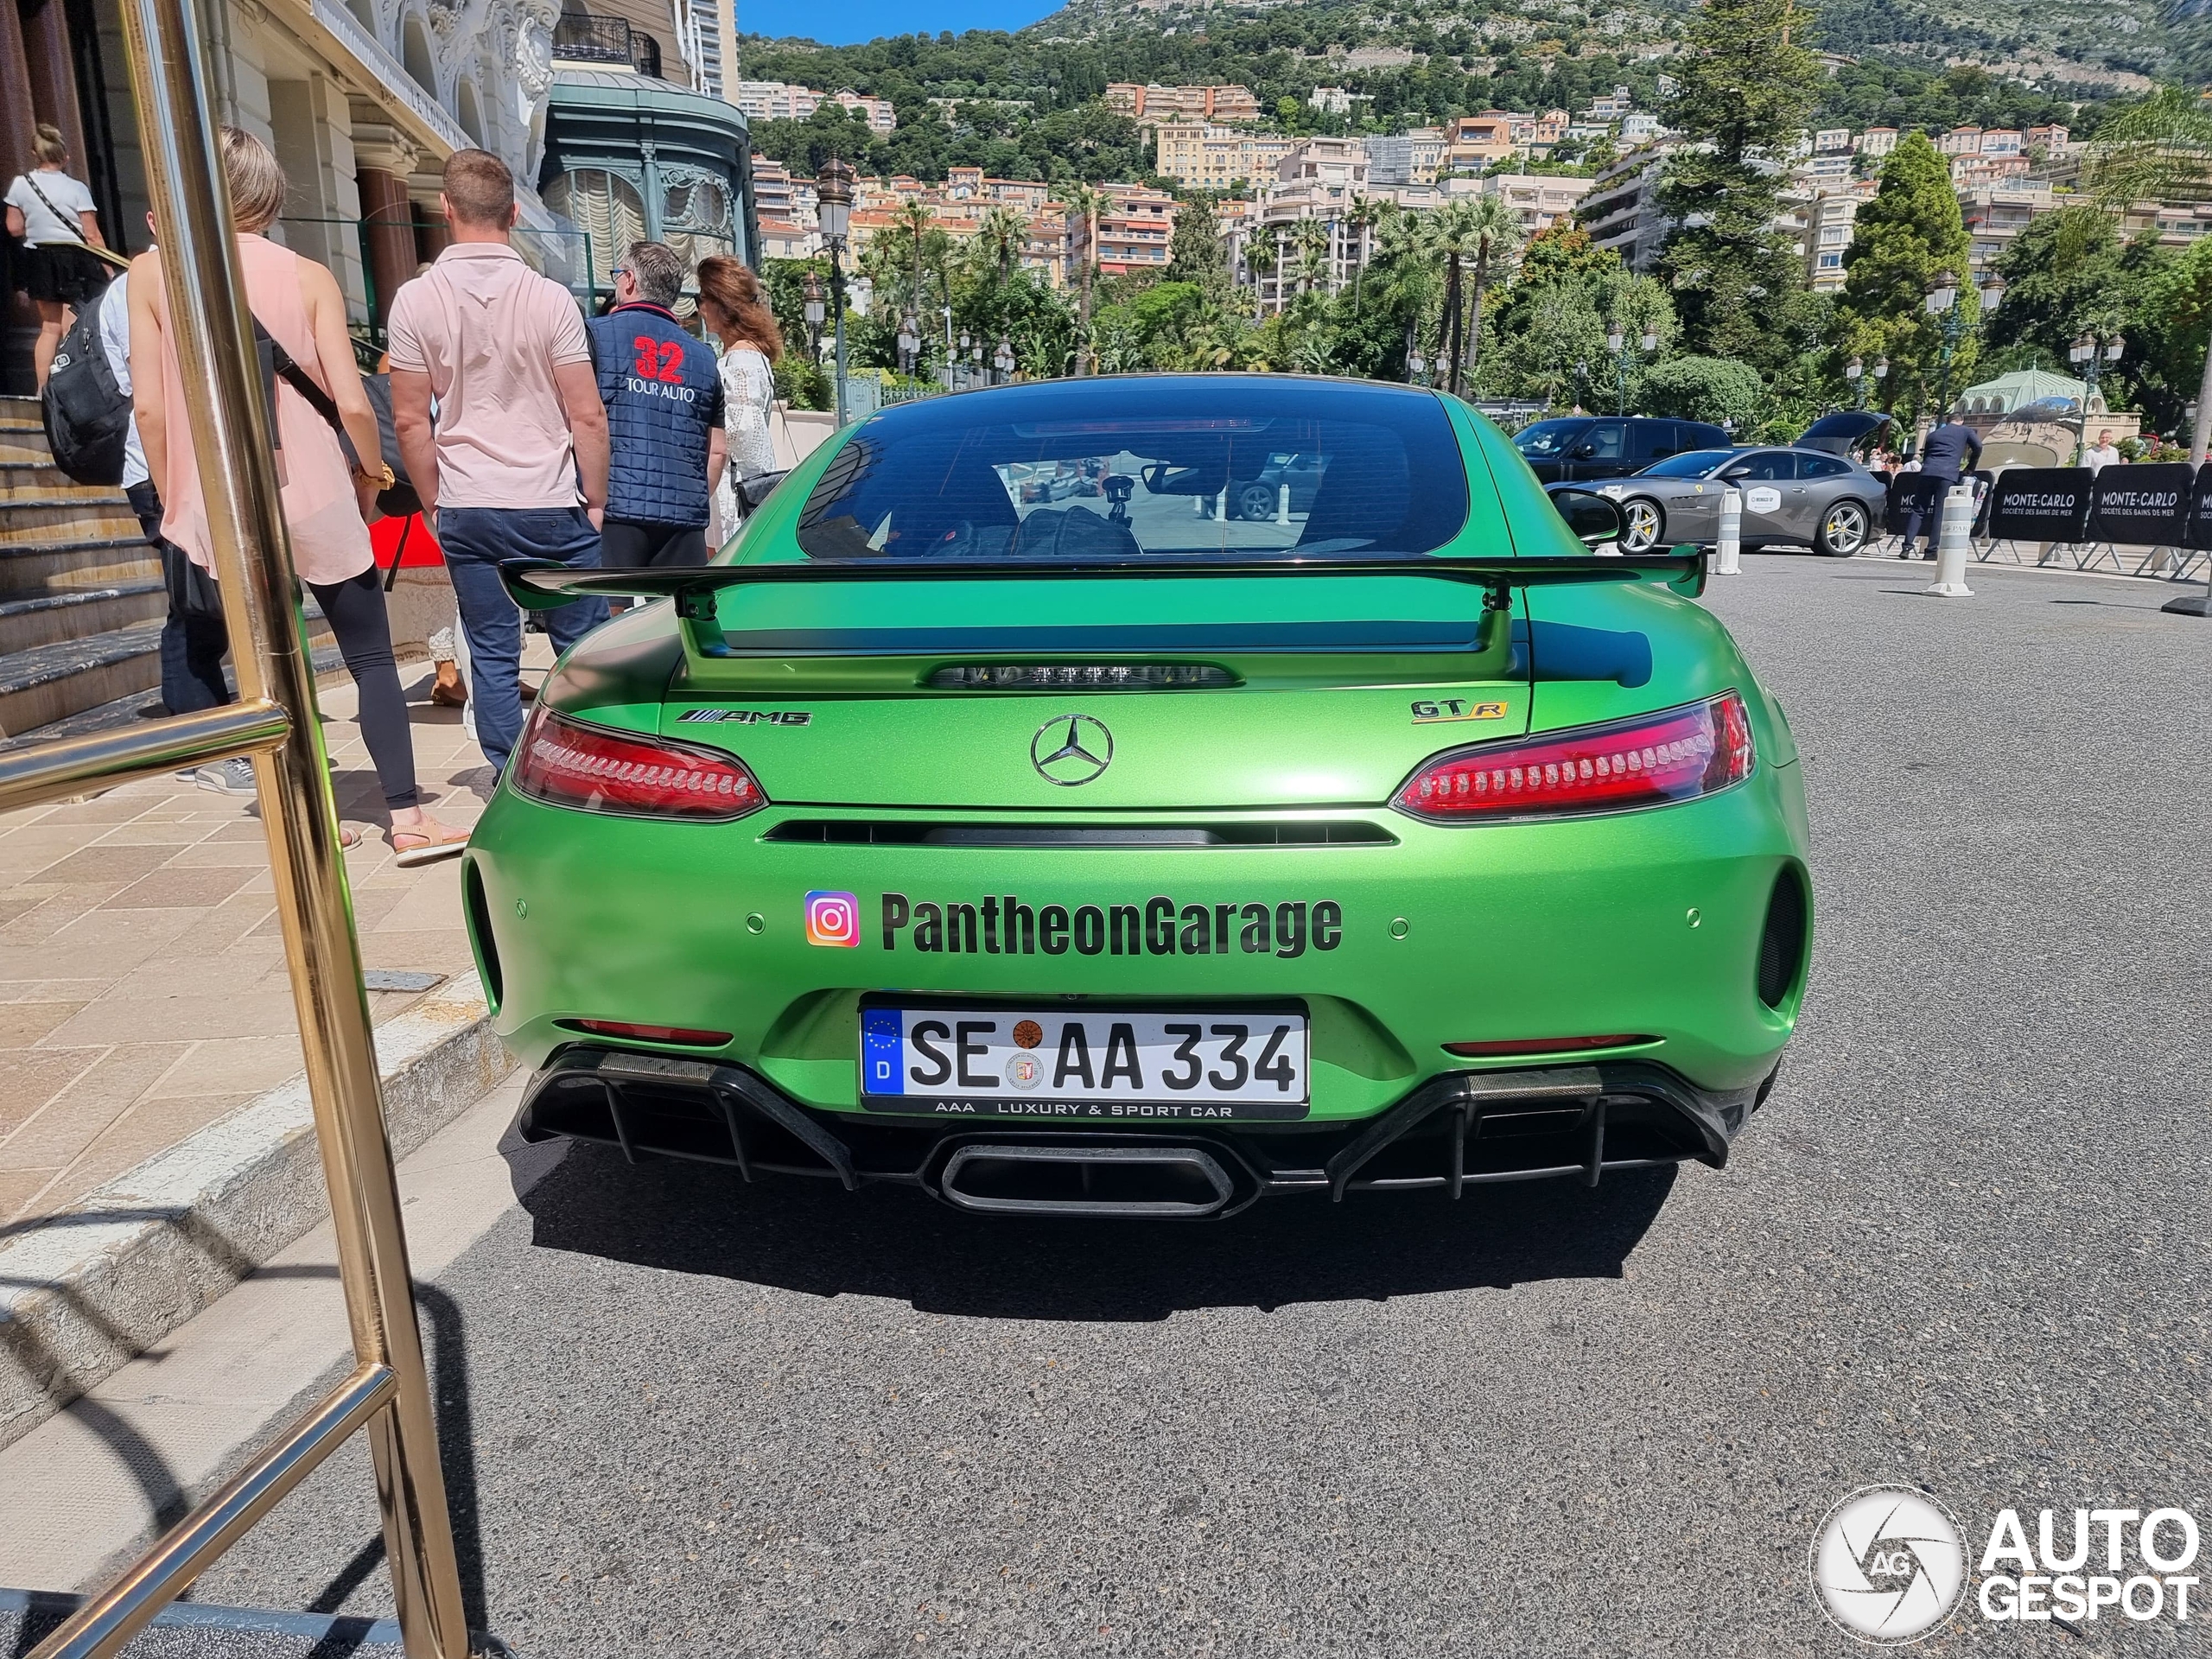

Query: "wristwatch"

xmin=355 ymin=461 xmax=396 ymax=491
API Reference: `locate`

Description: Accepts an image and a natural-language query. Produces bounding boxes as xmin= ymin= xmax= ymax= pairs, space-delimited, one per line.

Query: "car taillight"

xmin=566 ymin=1019 xmax=734 ymax=1046
xmin=513 ymin=708 xmax=765 ymax=820
xmin=1393 ymin=692 xmax=1754 ymax=823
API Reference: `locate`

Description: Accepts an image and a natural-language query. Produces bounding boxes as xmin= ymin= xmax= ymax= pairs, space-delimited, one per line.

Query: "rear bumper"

xmin=516 ymin=1044 xmax=1775 ymax=1218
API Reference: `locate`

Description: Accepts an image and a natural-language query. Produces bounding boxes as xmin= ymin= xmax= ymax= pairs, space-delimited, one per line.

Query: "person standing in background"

xmin=2083 ymin=429 xmax=2122 ymax=473
xmin=695 ymin=255 xmax=782 ymax=537
xmin=1898 ymin=415 xmax=1982 ymax=561
xmin=6 ymin=124 xmax=109 ymax=389
xmin=131 ymin=127 xmax=469 ymax=863
xmin=588 ymin=241 xmax=724 ymax=566
xmin=102 ymin=248 xmax=231 ymax=716
xmin=386 ymin=149 xmax=609 ymax=778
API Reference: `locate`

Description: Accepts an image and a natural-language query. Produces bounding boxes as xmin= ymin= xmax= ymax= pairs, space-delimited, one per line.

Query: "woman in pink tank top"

xmin=130 ymin=129 xmax=467 ymax=864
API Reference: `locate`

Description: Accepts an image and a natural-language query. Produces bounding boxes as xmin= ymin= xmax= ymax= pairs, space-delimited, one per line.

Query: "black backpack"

xmin=41 ymin=281 xmax=131 ymax=486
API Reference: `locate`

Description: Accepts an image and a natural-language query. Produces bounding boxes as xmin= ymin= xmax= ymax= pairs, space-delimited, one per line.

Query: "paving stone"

xmin=0 ymin=668 xmax=507 ymax=1226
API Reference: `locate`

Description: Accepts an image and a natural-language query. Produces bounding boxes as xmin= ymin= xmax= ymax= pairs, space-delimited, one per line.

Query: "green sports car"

xmin=469 ymin=375 xmax=1811 ymax=1217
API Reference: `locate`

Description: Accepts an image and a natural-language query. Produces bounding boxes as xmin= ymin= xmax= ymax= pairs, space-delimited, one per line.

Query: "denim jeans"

xmin=436 ymin=505 xmax=609 ymax=776
xmin=127 ymin=480 xmax=231 ymax=713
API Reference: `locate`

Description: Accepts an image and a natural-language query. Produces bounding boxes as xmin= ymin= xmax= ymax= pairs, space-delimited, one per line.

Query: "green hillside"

xmin=738 ymin=0 xmax=2204 ymax=185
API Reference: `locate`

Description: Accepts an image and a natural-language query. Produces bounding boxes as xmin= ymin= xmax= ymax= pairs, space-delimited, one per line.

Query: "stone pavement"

xmin=0 ymin=663 xmax=517 ymax=1228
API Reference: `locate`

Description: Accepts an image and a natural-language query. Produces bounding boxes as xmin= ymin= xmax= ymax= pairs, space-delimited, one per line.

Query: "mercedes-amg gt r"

xmin=466 ymin=375 xmax=1813 ymax=1217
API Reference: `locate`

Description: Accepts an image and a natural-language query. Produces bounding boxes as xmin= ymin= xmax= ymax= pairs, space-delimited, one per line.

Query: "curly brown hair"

xmin=695 ymin=255 xmax=782 ymax=362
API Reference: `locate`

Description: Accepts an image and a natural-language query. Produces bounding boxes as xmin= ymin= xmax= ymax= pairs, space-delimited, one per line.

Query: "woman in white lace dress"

xmin=696 ymin=256 xmax=782 ymax=540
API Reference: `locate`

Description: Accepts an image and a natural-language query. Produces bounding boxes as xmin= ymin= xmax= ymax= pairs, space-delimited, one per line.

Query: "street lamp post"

xmin=1407 ymin=342 xmax=1426 ymax=386
xmin=2068 ymin=327 xmax=2126 ymax=464
xmin=957 ymin=329 xmax=971 ymax=390
xmin=1605 ymin=324 xmax=1658 ymax=417
xmin=815 ymin=157 xmax=855 ymax=426
xmin=802 ymin=271 xmax=825 ymax=366
xmin=897 ymin=313 xmax=919 ymax=379
xmin=1923 ymin=279 xmax=1964 ymax=431
xmin=1846 ymin=354 xmax=1864 ymax=410
xmin=993 ymin=337 xmax=1015 ymax=385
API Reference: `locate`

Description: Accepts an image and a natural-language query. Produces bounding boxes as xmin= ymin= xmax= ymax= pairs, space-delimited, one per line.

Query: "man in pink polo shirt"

xmin=387 ymin=149 xmax=609 ymax=777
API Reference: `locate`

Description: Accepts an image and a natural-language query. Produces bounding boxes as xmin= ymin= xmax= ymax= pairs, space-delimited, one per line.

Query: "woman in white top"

xmin=695 ymin=255 xmax=783 ymax=542
xmin=5 ymin=124 xmax=109 ymax=388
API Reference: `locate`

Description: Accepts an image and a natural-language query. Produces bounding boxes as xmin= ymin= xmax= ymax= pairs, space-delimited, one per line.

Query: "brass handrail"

xmin=13 ymin=0 xmax=472 ymax=1649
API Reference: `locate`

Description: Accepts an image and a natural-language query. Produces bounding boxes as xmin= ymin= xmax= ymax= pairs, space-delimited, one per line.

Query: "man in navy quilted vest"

xmin=587 ymin=241 xmax=727 ymax=566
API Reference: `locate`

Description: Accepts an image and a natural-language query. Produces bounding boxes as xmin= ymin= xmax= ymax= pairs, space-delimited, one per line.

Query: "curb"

xmin=0 ymin=971 xmax=511 ymax=1452
xmin=0 ymin=1587 xmax=404 ymax=1657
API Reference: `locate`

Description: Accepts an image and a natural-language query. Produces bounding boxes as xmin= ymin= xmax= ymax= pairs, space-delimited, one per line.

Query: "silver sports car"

xmin=1594 ymin=415 xmax=1893 ymax=557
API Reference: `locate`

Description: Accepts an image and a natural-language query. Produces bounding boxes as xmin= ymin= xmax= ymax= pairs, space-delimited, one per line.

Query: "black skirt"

xmin=18 ymin=242 xmax=111 ymax=305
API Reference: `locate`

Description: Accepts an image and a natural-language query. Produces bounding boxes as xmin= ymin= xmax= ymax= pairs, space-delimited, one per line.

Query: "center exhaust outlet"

xmin=938 ymin=1143 xmax=1236 ymax=1217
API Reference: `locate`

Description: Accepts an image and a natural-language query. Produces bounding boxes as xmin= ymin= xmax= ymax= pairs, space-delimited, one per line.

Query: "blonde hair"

xmin=32 ymin=123 xmax=67 ymax=168
xmin=219 ymin=126 xmax=287 ymax=232
xmin=695 ymin=255 xmax=781 ymax=361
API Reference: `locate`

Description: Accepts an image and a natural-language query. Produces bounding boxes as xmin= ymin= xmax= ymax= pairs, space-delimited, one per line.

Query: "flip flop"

xmin=391 ymin=825 xmax=470 ymax=868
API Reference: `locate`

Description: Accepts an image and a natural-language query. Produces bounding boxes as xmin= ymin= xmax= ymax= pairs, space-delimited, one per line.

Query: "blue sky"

xmin=739 ymin=0 xmax=1062 ymax=44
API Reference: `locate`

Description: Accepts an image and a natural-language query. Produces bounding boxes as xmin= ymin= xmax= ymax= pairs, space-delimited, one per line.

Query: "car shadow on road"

xmin=511 ymin=1141 xmax=1678 ymax=1321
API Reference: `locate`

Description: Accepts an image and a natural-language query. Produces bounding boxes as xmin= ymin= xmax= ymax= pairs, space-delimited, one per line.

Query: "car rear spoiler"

xmin=499 ymin=549 xmax=1708 ymax=628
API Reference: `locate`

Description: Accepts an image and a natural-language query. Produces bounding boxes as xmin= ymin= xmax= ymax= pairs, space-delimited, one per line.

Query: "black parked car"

xmin=1511 ymin=416 xmax=1732 ymax=484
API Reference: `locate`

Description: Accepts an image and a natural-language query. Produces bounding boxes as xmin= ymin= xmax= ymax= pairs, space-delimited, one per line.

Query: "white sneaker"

xmin=194 ymin=757 xmax=257 ymax=797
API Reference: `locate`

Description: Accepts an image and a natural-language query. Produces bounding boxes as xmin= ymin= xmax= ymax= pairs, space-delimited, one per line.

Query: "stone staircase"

xmin=0 ymin=395 xmax=168 ymax=736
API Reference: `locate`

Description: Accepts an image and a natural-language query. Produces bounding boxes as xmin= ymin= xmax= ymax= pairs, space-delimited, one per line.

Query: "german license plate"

xmin=859 ymin=1006 xmax=1310 ymax=1120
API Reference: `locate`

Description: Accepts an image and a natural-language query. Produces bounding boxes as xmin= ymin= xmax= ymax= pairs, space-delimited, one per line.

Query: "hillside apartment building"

xmin=1104 ymin=82 xmax=1262 ymax=124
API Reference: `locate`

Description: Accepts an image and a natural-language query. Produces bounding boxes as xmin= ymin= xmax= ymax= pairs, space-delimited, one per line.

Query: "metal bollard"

xmin=1924 ymin=485 xmax=1976 ymax=597
xmin=1715 ymin=488 xmax=1743 ymax=575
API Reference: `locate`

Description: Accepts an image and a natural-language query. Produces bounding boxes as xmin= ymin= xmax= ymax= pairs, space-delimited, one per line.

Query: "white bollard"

xmin=1924 ymin=484 xmax=1976 ymax=597
xmin=1216 ymin=486 xmax=1229 ymax=522
xmin=1276 ymin=482 xmax=1291 ymax=525
xmin=1715 ymin=488 xmax=1743 ymax=575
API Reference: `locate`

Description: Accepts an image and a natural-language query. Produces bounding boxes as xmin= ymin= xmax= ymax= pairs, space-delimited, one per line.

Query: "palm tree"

xmin=1347 ymin=196 xmax=1382 ymax=312
xmin=1426 ymin=201 xmax=1478 ymax=396
xmin=1458 ymin=193 xmax=1524 ymax=386
xmin=1062 ymin=183 xmax=1103 ymax=377
xmin=1244 ymin=233 xmax=1276 ymax=323
xmin=2089 ymin=86 xmax=2212 ymax=461
xmin=1293 ymin=216 xmax=1332 ymax=299
xmin=978 ymin=204 xmax=1027 ymax=285
xmin=893 ymin=198 xmax=933 ymax=315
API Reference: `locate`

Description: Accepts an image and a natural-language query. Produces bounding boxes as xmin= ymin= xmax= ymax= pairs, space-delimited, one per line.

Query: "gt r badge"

xmin=1032 ymin=715 xmax=1113 ymax=785
xmin=1411 ymin=699 xmax=1507 ymax=724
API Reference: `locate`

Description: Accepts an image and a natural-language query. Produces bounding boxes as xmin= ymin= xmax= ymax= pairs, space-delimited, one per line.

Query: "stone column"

xmin=19 ymin=0 xmax=87 ymax=176
xmin=350 ymin=111 xmax=423 ymax=334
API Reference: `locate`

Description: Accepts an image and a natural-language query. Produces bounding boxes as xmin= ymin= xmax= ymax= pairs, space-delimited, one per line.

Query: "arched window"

xmin=401 ymin=14 xmax=436 ymax=99
xmin=659 ymin=171 xmax=733 ymax=272
xmin=456 ymin=79 xmax=485 ymax=146
xmin=543 ymin=169 xmax=648 ymax=290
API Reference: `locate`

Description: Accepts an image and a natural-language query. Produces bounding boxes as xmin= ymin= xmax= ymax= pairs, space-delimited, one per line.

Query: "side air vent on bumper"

xmin=1757 ymin=865 xmax=1809 ymax=1010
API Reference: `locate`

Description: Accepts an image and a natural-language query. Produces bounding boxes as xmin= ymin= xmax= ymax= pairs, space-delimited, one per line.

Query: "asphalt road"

xmin=194 ymin=555 xmax=2211 ymax=1656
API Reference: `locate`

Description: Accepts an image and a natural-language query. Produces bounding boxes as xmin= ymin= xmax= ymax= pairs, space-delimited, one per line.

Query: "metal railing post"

xmin=21 ymin=0 xmax=473 ymax=1650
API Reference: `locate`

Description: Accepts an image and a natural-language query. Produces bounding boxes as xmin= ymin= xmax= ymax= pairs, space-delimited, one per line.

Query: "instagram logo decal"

xmin=804 ymin=891 xmax=860 ymax=947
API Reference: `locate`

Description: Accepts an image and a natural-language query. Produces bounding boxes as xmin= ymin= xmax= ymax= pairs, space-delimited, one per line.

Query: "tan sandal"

xmin=391 ymin=822 xmax=470 ymax=868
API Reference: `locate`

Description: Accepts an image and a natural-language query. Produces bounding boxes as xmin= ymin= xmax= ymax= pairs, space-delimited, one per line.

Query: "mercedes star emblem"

xmin=1031 ymin=714 xmax=1114 ymax=786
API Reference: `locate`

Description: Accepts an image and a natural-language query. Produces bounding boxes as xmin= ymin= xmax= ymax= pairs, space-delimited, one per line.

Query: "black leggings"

xmin=307 ymin=568 xmax=419 ymax=810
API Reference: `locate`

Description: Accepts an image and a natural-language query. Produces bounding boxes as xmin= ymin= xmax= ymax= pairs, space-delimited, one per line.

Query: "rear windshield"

xmin=1637 ymin=448 xmax=1733 ymax=478
xmin=791 ymin=378 xmax=1470 ymax=563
